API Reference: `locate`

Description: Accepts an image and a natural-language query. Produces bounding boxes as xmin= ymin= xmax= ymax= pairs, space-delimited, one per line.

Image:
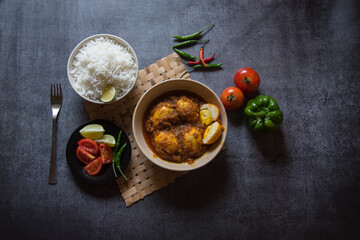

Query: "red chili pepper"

xmin=188 ymin=53 xmax=215 ymax=65
xmin=199 ymin=47 xmax=209 ymax=67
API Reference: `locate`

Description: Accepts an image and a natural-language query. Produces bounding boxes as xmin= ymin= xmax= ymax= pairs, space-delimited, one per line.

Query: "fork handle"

xmin=48 ymin=118 xmax=57 ymax=184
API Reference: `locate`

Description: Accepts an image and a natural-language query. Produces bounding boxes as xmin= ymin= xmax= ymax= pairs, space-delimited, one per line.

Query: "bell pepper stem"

xmin=254 ymin=111 xmax=266 ymax=117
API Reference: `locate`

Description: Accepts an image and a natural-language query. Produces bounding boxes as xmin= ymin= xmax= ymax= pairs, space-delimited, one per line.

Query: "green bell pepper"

xmin=244 ymin=95 xmax=283 ymax=132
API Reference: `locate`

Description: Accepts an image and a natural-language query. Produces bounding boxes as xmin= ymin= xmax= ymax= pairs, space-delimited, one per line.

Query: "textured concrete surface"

xmin=1 ymin=0 xmax=360 ymax=239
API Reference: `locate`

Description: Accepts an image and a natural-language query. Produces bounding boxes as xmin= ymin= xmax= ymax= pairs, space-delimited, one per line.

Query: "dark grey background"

xmin=1 ymin=0 xmax=359 ymax=239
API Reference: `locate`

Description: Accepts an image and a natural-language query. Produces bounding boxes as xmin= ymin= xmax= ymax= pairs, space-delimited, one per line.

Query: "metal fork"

xmin=49 ymin=84 xmax=63 ymax=185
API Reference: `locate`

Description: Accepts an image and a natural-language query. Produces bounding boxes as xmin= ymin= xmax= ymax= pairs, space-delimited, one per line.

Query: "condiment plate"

xmin=66 ymin=119 xmax=131 ymax=185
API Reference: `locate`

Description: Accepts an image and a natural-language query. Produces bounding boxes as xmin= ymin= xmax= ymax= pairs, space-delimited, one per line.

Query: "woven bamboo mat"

xmin=84 ymin=53 xmax=191 ymax=207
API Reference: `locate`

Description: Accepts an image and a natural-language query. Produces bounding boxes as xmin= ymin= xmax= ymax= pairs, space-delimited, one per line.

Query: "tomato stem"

xmin=227 ymin=93 xmax=237 ymax=102
xmin=243 ymin=76 xmax=250 ymax=84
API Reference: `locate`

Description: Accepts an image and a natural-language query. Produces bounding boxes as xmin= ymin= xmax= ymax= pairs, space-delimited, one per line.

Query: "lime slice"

xmin=101 ymin=85 xmax=116 ymax=103
xmin=79 ymin=124 xmax=105 ymax=139
xmin=94 ymin=134 xmax=116 ymax=147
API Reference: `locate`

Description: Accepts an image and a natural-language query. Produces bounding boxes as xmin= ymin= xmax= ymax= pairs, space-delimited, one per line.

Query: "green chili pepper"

xmin=179 ymin=63 xmax=223 ymax=78
xmin=173 ymin=48 xmax=199 ymax=60
xmin=173 ymin=24 xmax=215 ymax=40
xmin=244 ymin=95 xmax=283 ymax=132
xmin=191 ymin=63 xmax=223 ymax=69
xmin=179 ymin=70 xmax=190 ymax=79
xmin=114 ymin=130 xmax=122 ymax=154
xmin=112 ymin=161 xmax=118 ymax=178
xmin=172 ymin=39 xmax=210 ymax=48
xmin=116 ymin=142 xmax=128 ymax=181
xmin=112 ymin=130 xmax=122 ymax=178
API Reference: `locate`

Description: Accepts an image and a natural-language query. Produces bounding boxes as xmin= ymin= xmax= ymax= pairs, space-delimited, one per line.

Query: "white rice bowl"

xmin=67 ymin=35 xmax=138 ymax=103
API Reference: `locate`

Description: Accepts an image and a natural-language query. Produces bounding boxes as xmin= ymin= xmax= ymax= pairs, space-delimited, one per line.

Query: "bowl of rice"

xmin=67 ymin=34 xmax=138 ymax=104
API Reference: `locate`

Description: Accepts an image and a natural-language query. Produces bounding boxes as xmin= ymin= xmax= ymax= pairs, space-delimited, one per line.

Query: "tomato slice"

xmin=78 ymin=139 xmax=99 ymax=155
xmin=76 ymin=147 xmax=96 ymax=165
xmin=84 ymin=156 xmax=103 ymax=176
xmin=99 ymin=143 xmax=113 ymax=164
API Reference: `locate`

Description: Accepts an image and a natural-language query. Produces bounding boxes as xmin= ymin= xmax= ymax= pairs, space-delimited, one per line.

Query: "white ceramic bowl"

xmin=132 ymin=79 xmax=228 ymax=171
xmin=67 ymin=34 xmax=139 ymax=104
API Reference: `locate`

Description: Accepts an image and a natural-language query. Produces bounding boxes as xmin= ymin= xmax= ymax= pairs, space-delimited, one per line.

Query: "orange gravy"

xmin=143 ymin=91 xmax=208 ymax=164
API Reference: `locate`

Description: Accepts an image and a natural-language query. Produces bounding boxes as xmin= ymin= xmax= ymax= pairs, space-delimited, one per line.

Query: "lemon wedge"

xmin=200 ymin=104 xmax=220 ymax=124
xmin=79 ymin=124 xmax=105 ymax=139
xmin=203 ymin=121 xmax=223 ymax=144
xmin=94 ymin=134 xmax=116 ymax=147
xmin=101 ymin=85 xmax=116 ymax=103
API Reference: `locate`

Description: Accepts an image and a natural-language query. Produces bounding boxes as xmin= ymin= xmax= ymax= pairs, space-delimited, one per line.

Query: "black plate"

xmin=66 ymin=119 xmax=131 ymax=185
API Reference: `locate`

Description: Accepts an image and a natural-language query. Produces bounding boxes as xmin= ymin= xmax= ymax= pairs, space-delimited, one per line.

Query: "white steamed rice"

xmin=70 ymin=37 xmax=137 ymax=102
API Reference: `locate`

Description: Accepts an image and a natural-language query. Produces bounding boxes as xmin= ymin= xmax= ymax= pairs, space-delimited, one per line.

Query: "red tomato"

xmin=234 ymin=67 xmax=260 ymax=94
xmin=76 ymin=147 xmax=96 ymax=165
xmin=78 ymin=139 xmax=99 ymax=155
xmin=84 ymin=156 xmax=103 ymax=176
xmin=99 ymin=143 xmax=113 ymax=164
xmin=220 ymin=87 xmax=244 ymax=110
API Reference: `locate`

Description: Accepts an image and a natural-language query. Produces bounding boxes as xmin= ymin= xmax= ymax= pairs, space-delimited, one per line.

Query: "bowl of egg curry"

xmin=132 ymin=79 xmax=227 ymax=171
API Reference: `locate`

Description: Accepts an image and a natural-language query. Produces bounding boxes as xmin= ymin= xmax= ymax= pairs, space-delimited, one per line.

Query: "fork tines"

xmin=51 ymin=84 xmax=62 ymax=97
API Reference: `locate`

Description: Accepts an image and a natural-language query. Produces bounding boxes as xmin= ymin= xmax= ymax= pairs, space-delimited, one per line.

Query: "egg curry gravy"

xmin=143 ymin=91 xmax=221 ymax=164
